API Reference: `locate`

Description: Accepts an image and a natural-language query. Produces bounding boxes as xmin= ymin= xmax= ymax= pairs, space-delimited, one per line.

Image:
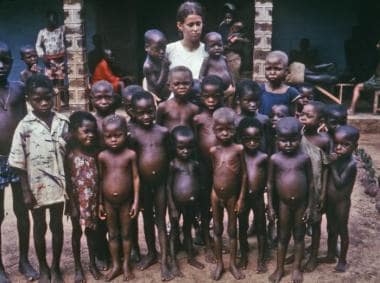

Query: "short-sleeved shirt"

xmin=166 ymin=41 xmax=208 ymax=79
xmin=8 ymin=112 xmax=69 ymax=209
xmin=258 ymin=85 xmax=299 ymax=116
xmin=35 ymin=26 xmax=65 ymax=58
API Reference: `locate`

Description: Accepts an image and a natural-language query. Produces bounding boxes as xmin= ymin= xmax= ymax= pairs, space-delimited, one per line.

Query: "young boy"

xmin=192 ymin=75 xmax=224 ymax=261
xmin=167 ymin=126 xmax=204 ymax=277
xmin=157 ymin=66 xmax=199 ymax=131
xmin=267 ymin=117 xmax=313 ymax=283
xmin=320 ymin=126 xmax=359 ymax=272
xmin=128 ymin=91 xmax=173 ymax=281
xmin=237 ymin=117 xmax=268 ymax=273
xmin=20 ymin=45 xmax=41 ymax=83
xmin=121 ymin=84 xmax=144 ymax=122
xmin=0 ymin=42 xmax=38 ymax=282
xmin=210 ymin=107 xmax=247 ymax=280
xmin=267 ymin=104 xmax=290 ymax=156
xmin=199 ymin=32 xmax=234 ymax=106
xmin=98 ymin=115 xmax=140 ymax=281
xmin=9 ymin=74 xmax=69 ymax=283
xmin=294 ymin=84 xmax=314 ymax=118
xmin=259 ymin=51 xmax=299 ymax=116
xmin=325 ymin=104 xmax=347 ymax=136
xmin=143 ymin=29 xmax=170 ymax=101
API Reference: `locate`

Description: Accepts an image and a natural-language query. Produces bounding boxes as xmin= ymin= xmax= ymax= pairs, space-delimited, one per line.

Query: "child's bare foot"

xmin=303 ymin=257 xmax=318 ymax=272
xmin=268 ymin=268 xmax=284 ymax=283
xmin=188 ymin=257 xmax=204 ymax=269
xmin=89 ymin=264 xmax=102 ymax=280
xmin=170 ymin=263 xmax=184 ymax=278
xmin=51 ymin=266 xmax=64 ymax=283
xmin=237 ymin=255 xmax=248 ymax=269
xmin=211 ymin=263 xmax=223 ymax=281
xmin=38 ymin=267 xmax=50 ymax=283
xmin=318 ymin=256 xmax=336 ymax=264
xmin=335 ymin=261 xmax=349 ymax=272
xmin=74 ymin=267 xmax=85 ymax=283
xmin=256 ymin=260 xmax=267 ymax=273
xmin=205 ymin=249 xmax=216 ymax=263
xmin=291 ymin=269 xmax=303 ymax=283
xmin=19 ymin=260 xmax=39 ymax=281
xmin=0 ymin=269 xmax=10 ymax=283
xmin=122 ymin=262 xmax=135 ymax=281
xmin=229 ymin=264 xmax=245 ymax=280
xmin=136 ymin=253 xmax=157 ymax=270
xmin=105 ymin=265 xmax=122 ymax=282
xmin=96 ymin=258 xmax=109 ymax=271
xmin=161 ymin=264 xmax=175 ymax=281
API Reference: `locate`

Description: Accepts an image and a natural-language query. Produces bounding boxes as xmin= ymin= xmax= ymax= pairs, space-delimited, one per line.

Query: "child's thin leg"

xmin=94 ymin=219 xmax=110 ymax=270
xmin=237 ymin=206 xmax=249 ymax=269
xmin=31 ymin=207 xmax=50 ymax=283
xmin=71 ymin=217 xmax=85 ymax=283
xmin=183 ymin=207 xmax=204 ymax=270
xmin=269 ymin=202 xmax=291 ymax=283
xmin=154 ymin=184 xmax=174 ymax=281
xmin=85 ymin=228 xmax=102 ymax=280
xmin=304 ymin=219 xmax=321 ymax=272
xmin=226 ymin=197 xmax=245 ymax=280
xmin=320 ymin=203 xmax=338 ymax=263
xmin=200 ymin=170 xmax=214 ymax=262
xmin=211 ymin=190 xmax=224 ymax=280
xmin=120 ymin=202 xmax=135 ymax=281
xmin=49 ymin=202 xmax=64 ymax=283
xmin=11 ymin=182 xmax=38 ymax=280
xmin=169 ymin=211 xmax=183 ymax=277
xmin=335 ymin=200 xmax=351 ymax=272
xmin=0 ymin=190 xmax=10 ymax=283
xmin=253 ymin=195 xmax=268 ymax=273
xmin=130 ymin=218 xmax=140 ymax=262
xmin=104 ymin=201 xmax=122 ymax=281
xmin=291 ymin=206 xmax=306 ymax=283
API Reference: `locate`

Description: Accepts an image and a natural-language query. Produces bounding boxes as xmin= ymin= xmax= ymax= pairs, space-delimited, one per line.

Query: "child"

xmin=143 ymin=29 xmax=170 ymax=101
xmin=98 ymin=115 xmax=140 ymax=281
xmin=237 ymin=117 xmax=268 ymax=273
xmin=320 ymin=125 xmax=359 ymax=272
xmin=267 ymin=104 xmax=290 ymax=156
xmin=199 ymin=32 xmax=234 ymax=106
xmin=325 ymin=104 xmax=347 ymax=136
xmin=294 ymin=84 xmax=314 ymax=118
xmin=192 ymin=75 xmax=224 ymax=261
xmin=259 ymin=51 xmax=299 ymax=116
xmin=128 ymin=91 xmax=173 ymax=281
xmin=65 ymin=111 xmax=101 ymax=282
xmin=20 ymin=45 xmax=41 ymax=83
xmin=9 ymin=74 xmax=69 ymax=283
xmin=210 ymin=107 xmax=247 ymax=280
xmin=167 ymin=126 xmax=204 ymax=277
xmin=121 ymin=84 xmax=144 ymax=122
xmin=157 ymin=66 xmax=199 ymax=131
xmin=267 ymin=117 xmax=313 ymax=283
xmin=298 ymin=101 xmax=330 ymax=272
xmin=0 ymin=42 xmax=38 ymax=282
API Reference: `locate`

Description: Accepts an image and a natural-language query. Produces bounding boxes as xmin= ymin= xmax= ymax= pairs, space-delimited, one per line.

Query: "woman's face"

xmin=177 ymin=14 xmax=203 ymax=43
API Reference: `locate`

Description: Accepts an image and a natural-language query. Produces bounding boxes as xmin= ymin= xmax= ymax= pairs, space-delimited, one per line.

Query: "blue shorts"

xmin=0 ymin=156 xmax=20 ymax=190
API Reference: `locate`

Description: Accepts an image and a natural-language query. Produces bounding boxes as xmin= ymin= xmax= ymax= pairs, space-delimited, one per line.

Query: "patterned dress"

xmin=68 ymin=152 xmax=98 ymax=230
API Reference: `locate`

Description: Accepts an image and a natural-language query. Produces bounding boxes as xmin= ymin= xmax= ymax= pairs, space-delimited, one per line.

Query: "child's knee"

xmin=293 ymin=226 xmax=305 ymax=242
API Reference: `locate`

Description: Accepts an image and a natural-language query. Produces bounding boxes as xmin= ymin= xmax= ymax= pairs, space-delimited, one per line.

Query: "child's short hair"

xmin=237 ymin=117 xmax=263 ymax=138
xmin=20 ymin=44 xmax=36 ymax=57
xmin=69 ymin=111 xmax=97 ymax=133
xmin=204 ymin=32 xmax=222 ymax=44
xmin=91 ymin=80 xmax=113 ymax=95
xmin=213 ymin=107 xmax=236 ymax=125
xmin=25 ymin=74 xmax=53 ymax=96
xmin=131 ymin=91 xmax=155 ymax=108
xmin=272 ymin=104 xmax=290 ymax=116
xmin=307 ymin=101 xmax=326 ymax=119
xmin=122 ymin=85 xmax=144 ymax=101
xmin=171 ymin=125 xmax=195 ymax=144
xmin=335 ymin=125 xmax=360 ymax=143
xmin=0 ymin=41 xmax=12 ymax=59
xmin=236 ymin=79 xmax=261 ymax=101
xmin=201 ymin=75 xmax=224 ymax=93
xmin=176 ymin=1 xmax=204 ymax=23
xmin=326 ymin=104 xmax=347 ymax=119
xmin=276 ymin=117 xmax=302 ymax=136
xmin=168 ymin=65 xmax=193 ymax=81
xmin=102 ymin=114 xmax=128 ymax=132
xmin=266 ymin=50 xmax=289 ymax=66
xmin=144 ymin=29 xmax=166 ymax=45
xmin=297 ymin=83 xmax=314 ymax=93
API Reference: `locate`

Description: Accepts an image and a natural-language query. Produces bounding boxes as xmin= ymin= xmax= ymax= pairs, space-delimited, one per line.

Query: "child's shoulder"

xmin=54 ymin=111 xmax=70 ymax=123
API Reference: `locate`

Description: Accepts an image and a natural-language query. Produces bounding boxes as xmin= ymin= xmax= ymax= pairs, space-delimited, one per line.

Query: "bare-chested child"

xmin=236 ymin=117 xmax=268 ymax=273
xmin=98 ymin=115 xmax=140 ymax=281
xmin=320 ymin=125 xmax=359 ymax=273
xmin=20 ymin=45 xmax=41 ymax=83
xmin=167 ymin=126 xmax=205 ymax=277
xmin=267 ymin=104 xmax=290 ymax=156
xmin=297 ymin=101 xmax=331 ymax=272
xmin=267 ymin=117 xmax=313 ymax=283
xmin=143 ymin=29 xmax=170 ymax=101
xmin=325 ymin=104 xmax=347 ymax=137
xmin=0 ymin=42 xmax=39 ymax=283
xmin=199 ymin=32 xmax=234 ymax=106
xmin=121 ymin=84 xmax=144 ymax=123
xmin=210 ymin=107 xmax=247 ymax=280
xmin=128 ymin=91 xmax=173 ymax=281
xmin=157 ymin=66 xmax=199 ymax=131
xmin=294 ymin=84 xmax=314 ymax=118
xmin=192 ymin=75 xmax=224 ymax=261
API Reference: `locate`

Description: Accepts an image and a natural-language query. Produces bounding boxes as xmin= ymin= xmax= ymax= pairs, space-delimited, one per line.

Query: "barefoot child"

xmin=98 ymin=115 xmax=140 ymax=281
xmin=157 ymin=66 xmax=199 ymax=131
xmin=122 ymin=84 xmax=144 ymax=122
xmin=321 ymin=125 xmax=359 ymax=272
xmin=237 ymin=117 xmax=268 ymax=272
xmin=128 ymin=91 xmax=173 ymax=280
xmin=9 ymin=74 xmax=69 ymax=283
xmin=325 ymin=104 xmax=347 ymax=136
xmin=267 ymin=104 xmax=290 ymax=156
xmin=143 ymin=29 xmax=170 ymax=101
xmin=267 ymin=117 xmax=313 ymax=283
xmin=210 ymin=107 xmax=247 ymax=280
xmin=294 ymin=84 xmax=314 ymax=118
xmin=167 ymin=126 xmax=205 ymax=277
xmin=0 ymin=42 xmax=38 ymax=282
xmin=65 ymin=111 xmax=102 ymax=282
xmin=20 ymin=45 xmax=42 ymax=83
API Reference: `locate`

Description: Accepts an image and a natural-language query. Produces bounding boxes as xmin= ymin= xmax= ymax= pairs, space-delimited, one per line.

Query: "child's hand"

xmin=98 ymin=204 xmax=107 ymax=220
xmin=329 ymin=152 xmax=338 ymax=162
xmin=234 ymin=199 xmax=244 ymax=214
xmin=129 ymin=202 xmax=139 ymax=219
xmin=162 ymin=57 xmax=171 ymax=67
xmin=23 ymin=190 xmax=36 ymax=209
xmin=302 ymin=208 xmax=311 ymax=223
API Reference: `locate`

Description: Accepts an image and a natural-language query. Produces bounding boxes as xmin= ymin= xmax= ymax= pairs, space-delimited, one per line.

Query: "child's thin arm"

xmin=64 ymin=156 xmax=78 ymax=218
xmin=97 ymin=157 xmax=106 ymax=220
xmin=156 ymin=104 xmax=165 ymax=126
xmin=144 ymin=60 xmax=169 ymax=92
xmin=166 ymin=163 xmax=178 ymax=219
xmin=330 ymin=161 xmax=357 ymax=189
xmin=304 ymin=158 xmax=314 ymax=222
xmin=235 ymin=150 xmax=247 ymax=214
xmin=13 ymin=168 xmax=36 ymax=209
xmin=130 ymin=152 xmax=140 ymax=218
xmin=266 ymin=158 xmax=276 ymax=221
xmin=319 ymin=165 xmax=328 ymax=210
xmin=198 ymin=57 xmax=209 ymax=81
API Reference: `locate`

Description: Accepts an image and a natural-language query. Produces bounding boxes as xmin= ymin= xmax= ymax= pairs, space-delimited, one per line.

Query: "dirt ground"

xmin=2 ymin=133 xmax=380 ymax=283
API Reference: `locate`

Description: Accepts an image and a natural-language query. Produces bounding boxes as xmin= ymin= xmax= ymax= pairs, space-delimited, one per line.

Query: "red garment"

xmin=92 ymin=59 xmax=120 ymax=91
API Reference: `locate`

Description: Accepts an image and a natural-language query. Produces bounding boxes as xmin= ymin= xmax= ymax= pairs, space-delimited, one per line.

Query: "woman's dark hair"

xmin=176 ymin=1 xmax=204 ymax=23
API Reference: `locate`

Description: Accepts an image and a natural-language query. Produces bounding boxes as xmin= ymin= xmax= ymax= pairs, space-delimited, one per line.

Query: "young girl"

xmin=65 ymin=111 xmax=102 ymax=282
xmin=166 ymin=1 xmax=208 ymax=79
